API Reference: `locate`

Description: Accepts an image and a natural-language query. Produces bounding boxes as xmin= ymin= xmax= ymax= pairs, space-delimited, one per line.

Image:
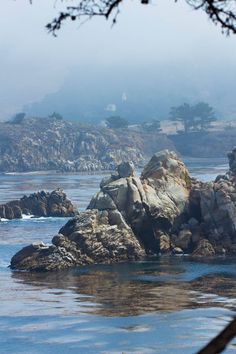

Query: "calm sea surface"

xmin=1 ymin=158 xmax=236 ymax=354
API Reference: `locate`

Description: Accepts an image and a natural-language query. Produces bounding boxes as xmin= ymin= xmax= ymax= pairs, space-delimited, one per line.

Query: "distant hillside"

xmin=24 ymin=66 xmax=236 ymax=124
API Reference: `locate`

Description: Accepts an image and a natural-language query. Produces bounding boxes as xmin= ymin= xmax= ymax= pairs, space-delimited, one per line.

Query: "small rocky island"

xmin=0 ymin=189 xmax=77 ymax=220
xmin=10 ymin=148 xmax=236 ymax=271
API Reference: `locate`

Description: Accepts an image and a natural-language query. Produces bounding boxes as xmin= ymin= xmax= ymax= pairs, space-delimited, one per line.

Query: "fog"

xmin=1 ymin=0 xmax=236 ymax=122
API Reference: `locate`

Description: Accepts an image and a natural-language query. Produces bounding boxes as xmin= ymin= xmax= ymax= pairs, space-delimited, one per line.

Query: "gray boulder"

xmin=192 ymin=239 xmax=215 ymax=257
xmin=10 ymin=209 xmax=145 ymax=271
xmin=117 ymin=161 xmax=135 ymax=178
xmin=0 ymin=189 xmax=77 ymax=220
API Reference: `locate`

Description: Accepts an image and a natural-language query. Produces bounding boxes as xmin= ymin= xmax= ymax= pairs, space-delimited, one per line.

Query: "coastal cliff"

xmin=1 ymin=117 xmax=235 ymax=174
xmin=10 ymin=148 xmax=236 ymax=271
xmin=0 ymin=117 xmax=174 ymax=173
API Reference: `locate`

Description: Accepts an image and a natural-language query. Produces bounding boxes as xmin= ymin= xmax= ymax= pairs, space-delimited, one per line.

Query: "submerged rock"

xmin=10 ymin=148 xmax=236 ymax=271
xmin=0 ymin=189 xmax=77 ymax=220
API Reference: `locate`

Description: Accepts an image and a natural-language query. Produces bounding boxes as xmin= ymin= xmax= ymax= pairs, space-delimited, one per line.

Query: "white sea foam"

xmin=0 ymin=214 xmax=34 ymax=222
xmin=22 ymin=214 xmax=34 ymax=220
xmin=4 ymin=170 xmax=56 ymax=176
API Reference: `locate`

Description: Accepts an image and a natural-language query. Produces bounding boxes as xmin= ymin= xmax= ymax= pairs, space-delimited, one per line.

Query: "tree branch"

xmin=44 ymin=0 xmax=236 ymax=36
xmin=197 ymin=317 xmax=236 ymax=354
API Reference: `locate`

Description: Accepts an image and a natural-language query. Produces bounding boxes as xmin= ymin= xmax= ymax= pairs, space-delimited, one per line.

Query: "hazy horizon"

xmin=1 ymin=0 xmax=236 ymax=122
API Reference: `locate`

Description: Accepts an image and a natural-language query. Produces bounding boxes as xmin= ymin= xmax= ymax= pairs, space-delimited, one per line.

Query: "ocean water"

xmin=1 ymin=158 xmax=236 ymax=354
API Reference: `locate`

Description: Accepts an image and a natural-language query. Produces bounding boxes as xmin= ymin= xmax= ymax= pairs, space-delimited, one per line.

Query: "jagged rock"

xmin=88 ymin=151 xmax=191 ymax=254
xmin=100 ymin=173 xmax=119 ymax=188
xmin=10 ymin=148 xmax=236 ymax=272
xmin=188 ymin=217 xmax=199 ymax=228
xmin=0 ymin=117 xmax=176 ymax=173
xmin=0 ymin=189 xmax=77 ymax=220
xmin=117 ymin=161 xmax=135 ymax=178
xmin=192 ymin=239 xmax=215 ymax=257
xmin=159 ymin=234 xmax=171 ymax=253
xmin=4 ymin=205 xmax=14 ymax=220
xmin=174 ymin=229 xmax=192 ymax=252
xmin=10 ymin=150 xmax=192 ymax=271
xmin=172 ymin=247 xmax=184 ymax=255
xmin=10 ymin=209 xmax=145 ymax=271
xmin=141 ymin=150 xmax=191 ymax=225
xmin=102 ymin=178 xmax=129 ymax=212
xmin=87 ymin=192 xmax=117 ymax=210
xmin=228 ymin=146 xmax=236 ymax=174
xmin=139 ymin=150 xmax=191 ymax=252
xmin=196 ymin=169 xmax=236 ymax=250
xmin=108 ymin=209 xmax=130 ymax=229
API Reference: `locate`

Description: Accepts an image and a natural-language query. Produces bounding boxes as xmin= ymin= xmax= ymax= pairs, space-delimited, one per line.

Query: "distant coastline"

xmin=0 ymin=117 xmax=235 ymax=174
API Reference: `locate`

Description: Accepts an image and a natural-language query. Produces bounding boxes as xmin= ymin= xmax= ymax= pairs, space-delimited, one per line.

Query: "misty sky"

xmin=1 ymin=0 xmax=236 ymax=121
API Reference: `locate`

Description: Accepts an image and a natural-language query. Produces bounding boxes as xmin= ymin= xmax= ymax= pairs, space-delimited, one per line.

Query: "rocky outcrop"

xmin=10 ymin=148 xmax=236 ymax=271
xmin=10 ymin=209 xmax=145 ymax=271
xmin=0 ymin=117 xmax=175 ymax=173
xmin=0 ymin=189 xmax=77 ymax=220
xmin=10 ymin=150 xmax=191 ymax=271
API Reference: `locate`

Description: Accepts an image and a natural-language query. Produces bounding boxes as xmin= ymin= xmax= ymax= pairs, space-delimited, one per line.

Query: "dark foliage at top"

xmin=44 ymin=0 xmax=236 ymax=36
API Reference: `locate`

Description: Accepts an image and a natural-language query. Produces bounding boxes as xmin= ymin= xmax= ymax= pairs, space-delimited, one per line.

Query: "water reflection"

xmin=10 ymin=258 xmax=236 ymax=317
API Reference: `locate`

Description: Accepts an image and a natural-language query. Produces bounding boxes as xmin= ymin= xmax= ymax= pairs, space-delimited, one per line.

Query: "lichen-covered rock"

xmin=159 ymin=234 xmax=171 ymax=254
xmin=117 ymin=161 xmax=135 ymax=178
xmin=10 ymin=209 xmax=145 ymax=271
xmin=85 ymin=150 xmax=191 ymax=255
xmin=0 ymin=189 xmax=77 ymax=220
xmin=189 ymin=148 xmax=236 ymax=254
xmin=192 ymin=239 xmax=215 ymax=257
xmin=141 ymin=150 xmax=191 ymax=226
xmin=138 ymin=150 xmax=191 ymax=253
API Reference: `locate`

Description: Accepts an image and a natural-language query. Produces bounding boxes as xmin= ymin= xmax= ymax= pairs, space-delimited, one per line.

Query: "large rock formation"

xmin=10 ymin=209 xmax=144 ymax=271
xmin=10 ymin=148 xmax=236 ymax=271
xmin=188 ymin=148 xmax=236 ymax=255
xmin=0 ymin=189 xmax=77 ymax=220
xmin=88 ymin=150 xmax=191 ymax=254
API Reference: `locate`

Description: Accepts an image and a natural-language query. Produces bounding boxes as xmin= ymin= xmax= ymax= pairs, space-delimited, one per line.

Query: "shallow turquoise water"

xmin=1 ymin=158 xmax=236 ymax=354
